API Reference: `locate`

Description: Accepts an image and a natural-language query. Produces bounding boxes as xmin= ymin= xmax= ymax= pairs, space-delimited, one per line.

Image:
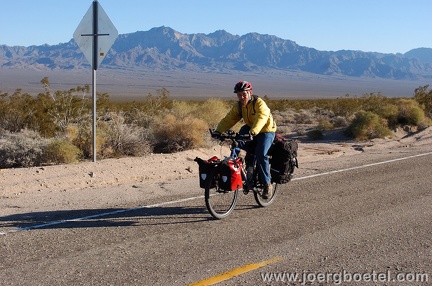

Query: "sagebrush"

xmin=0 ymin=78 xmax=431 ymax=167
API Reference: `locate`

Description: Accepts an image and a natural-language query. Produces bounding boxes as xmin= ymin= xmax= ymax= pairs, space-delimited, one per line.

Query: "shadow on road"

xmin=0 ymin=205 xmax=213 ymax=232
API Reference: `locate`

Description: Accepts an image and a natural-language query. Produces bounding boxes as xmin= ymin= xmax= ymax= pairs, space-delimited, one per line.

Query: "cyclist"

xmin=213 ymin=81 xmax=277 ymax=198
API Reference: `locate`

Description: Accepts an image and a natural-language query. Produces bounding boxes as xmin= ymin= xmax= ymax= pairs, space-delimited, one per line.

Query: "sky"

xmin=1 ymin=0 xmax=431 ymax=54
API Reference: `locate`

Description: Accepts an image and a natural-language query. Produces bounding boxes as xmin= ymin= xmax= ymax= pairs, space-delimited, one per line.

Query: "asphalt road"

xmin=1 ymin=150 xmax=431 ymax=285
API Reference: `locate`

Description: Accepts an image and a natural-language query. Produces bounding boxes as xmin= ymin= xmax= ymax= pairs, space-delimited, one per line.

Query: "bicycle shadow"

xmin=0 ymin=204 xmax=211 ymax=232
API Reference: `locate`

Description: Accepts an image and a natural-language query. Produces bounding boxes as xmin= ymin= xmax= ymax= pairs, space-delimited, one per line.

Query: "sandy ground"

xmin=1 ymin=127 xmax=431 ymax=217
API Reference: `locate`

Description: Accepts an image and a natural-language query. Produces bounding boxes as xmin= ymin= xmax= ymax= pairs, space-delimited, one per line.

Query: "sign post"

xmin=73 ymin=0 xmax=118 ymax=162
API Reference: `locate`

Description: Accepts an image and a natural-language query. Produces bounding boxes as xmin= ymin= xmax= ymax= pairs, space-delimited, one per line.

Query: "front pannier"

xmin=194 ymin=156 xmax=220 ymax=188
xmin=218 ymin=157 xmax=243 ymax=191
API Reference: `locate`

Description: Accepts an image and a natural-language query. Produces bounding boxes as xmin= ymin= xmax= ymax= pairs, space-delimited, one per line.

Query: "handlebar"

xmin=210 ymin=129 xmax=253 ymax=159
xmin=209 ymin=129 xmax=252 ymax=144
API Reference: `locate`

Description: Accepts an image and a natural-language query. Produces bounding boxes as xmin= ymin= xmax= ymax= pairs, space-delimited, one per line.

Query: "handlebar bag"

xmin=219 ymin=156 xmax=243 ymax=191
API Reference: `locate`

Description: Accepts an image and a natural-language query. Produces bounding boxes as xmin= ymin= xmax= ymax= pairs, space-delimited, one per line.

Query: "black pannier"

xmin=269 ymin=134 xmax=298 ymax=184
xmin=194 ymin=156 xmax=220 ymax=188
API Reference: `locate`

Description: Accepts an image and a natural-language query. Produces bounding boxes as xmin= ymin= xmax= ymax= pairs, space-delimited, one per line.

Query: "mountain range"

xmin=1 ymin=26 xmax=432 ymax=80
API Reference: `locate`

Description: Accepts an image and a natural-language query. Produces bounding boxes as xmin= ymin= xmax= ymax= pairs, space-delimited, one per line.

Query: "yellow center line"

xmin=188 ymin=256 xmax=283 ymax=286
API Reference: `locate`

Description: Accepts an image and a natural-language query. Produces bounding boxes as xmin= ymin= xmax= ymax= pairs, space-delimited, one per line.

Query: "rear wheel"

xmin=254 ymin=182 xmax=279 ymax=207
xmin=204 ymin=167 xmax=238 ymax=219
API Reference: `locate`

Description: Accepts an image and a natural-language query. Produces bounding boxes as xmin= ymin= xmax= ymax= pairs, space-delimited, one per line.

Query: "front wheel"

xmin=254 ymin=182 xmax=279 ymax=207
xmin=205 ymin=167 xmax=238 ymax=219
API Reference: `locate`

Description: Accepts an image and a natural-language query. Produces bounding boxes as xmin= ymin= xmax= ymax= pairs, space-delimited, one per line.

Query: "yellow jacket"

xmin=216 ymin=97 xmax=277 ymax=135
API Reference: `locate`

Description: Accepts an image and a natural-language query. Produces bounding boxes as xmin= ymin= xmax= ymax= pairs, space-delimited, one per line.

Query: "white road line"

xmin=291 ymin=151 xmax=432 ymax=181
xmin=1 ymin=151 xmax=431 ymax=235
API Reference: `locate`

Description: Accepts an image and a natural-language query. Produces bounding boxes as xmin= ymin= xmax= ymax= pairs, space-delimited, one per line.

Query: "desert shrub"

xmin=70 ymin=124 xmax=106 ymax=159
xmin=171 ymin=98 xmax=243 ymax=134
xmin=170 ymin=100 xmax=199 ymax=118
xmin=360 ymin=92 xmax=388 ymax=114
xmin=345 ymin=111 xmax=392 ymax=140
xmin=141 ymin=88 xmax=173 ymax=115
xmin=152 ymin=114 xmax=208 ymax=153
xmin=331 ymin=116 xmax=349 ymax=127
xmin=307 ymin=129 xmax=324 ymax=140
xmin=0 ymin=89 xmax=40 ymax=133
xmin=43 ymin=139 xmax=82 ymax=164
xmin=98 ymin=112 xmax=151 ymax=157
xmin=114 ymin=88 xmax=174 ymax=129
xmin=313 ymin=107 xmax=335 ymax=121
xmin=37 ymin=78 xmax=92 ymax=136
xmin=123 ymin=106 xmax=156 ymax=129
xmin=397 ymin=99 xmax=425 ymax=126
xmin=274 ymin=109 xmax=305 ymax=125
xmin=6 ymin=81 xmax=432 ymax=166
xmin=377 ymin=103 xmax=399 ymax=127
xmin=0 ymin=129 xmax=48 ymax=168
xmin=317 ymin=120 xmax=334 ymax=131
xmin=65 ymin=125 xmax=80 ymax=142
xmin=194 ymin=99 xmax=230 ymax=128
xmin=295 ymin=127 xmax=307 ymax=136
xmin=418 ymin=117 xmax=432 ymax=130
xmin=332 ymin=96 xmax=362 ymax=117
xmin=272 ymin=111 xmax=285 ymax=125
xmin=414 ymin=85 xmax=432 ymax=118
xmin=276 ymin=125 xmax=291 ymax=135
xmin=294 ymin=110 xmax=315 ymax=124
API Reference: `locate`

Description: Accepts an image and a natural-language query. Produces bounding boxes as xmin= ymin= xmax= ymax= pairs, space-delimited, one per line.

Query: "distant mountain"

xmin=1 ymin=26 xmax=431 ymax=80
xmin=404 ymin=48 xmax=432 ymax=64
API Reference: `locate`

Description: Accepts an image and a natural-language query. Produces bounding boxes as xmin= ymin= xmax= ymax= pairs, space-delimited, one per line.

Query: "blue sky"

xmin=1 ymin=0 xmax=431 ymax=54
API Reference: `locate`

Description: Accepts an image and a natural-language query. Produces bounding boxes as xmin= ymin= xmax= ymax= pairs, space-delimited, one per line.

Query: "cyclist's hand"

xmin=211 ymin=130 xmax=222 ymax=140
xmin=247 ymin=132 xmax=254 ymax=141
xmin=238 ymin=133 xmax=253 ymax=141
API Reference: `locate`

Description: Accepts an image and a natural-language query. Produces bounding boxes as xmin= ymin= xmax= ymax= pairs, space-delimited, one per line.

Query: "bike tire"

xmin=254 ymin=182 xmax=279 ymax=207
xmin=204 ymin=167 xmax=238 ymax=219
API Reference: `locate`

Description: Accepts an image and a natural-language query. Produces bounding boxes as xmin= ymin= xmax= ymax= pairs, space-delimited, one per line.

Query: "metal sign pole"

xmin=74 ymin=0 xmax=118 ymax=163
xmin=92 ymin=0 xmax=98 ymax=162
xmin=92 ymin=70 xmax=97 ymax=162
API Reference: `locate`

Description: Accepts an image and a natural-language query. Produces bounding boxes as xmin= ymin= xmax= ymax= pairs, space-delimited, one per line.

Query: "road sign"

xmin=73 ymin=1 xmax=118 ymax=162
xmin=73 ymin=1 xmax=118 ymax=69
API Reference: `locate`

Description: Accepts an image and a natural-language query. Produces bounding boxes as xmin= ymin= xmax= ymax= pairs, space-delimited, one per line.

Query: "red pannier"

xmin=218 ymin=156 xmax=243 ymax=191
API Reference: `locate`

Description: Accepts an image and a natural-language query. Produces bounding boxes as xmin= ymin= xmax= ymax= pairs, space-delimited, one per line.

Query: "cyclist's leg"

xmin=255 ymin=132 xmax=275 ymax=185
xmin=238 ymin=125 xmax=255 ymax=188
xmin=238 ymin=125 xmax=255 ymax=165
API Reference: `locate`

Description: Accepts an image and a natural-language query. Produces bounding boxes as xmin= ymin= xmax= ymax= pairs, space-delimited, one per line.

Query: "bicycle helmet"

xmin=233 ymin=81 xmax=252 ymax=93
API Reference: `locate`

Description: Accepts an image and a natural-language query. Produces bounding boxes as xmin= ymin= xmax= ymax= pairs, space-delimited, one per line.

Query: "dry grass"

xmin=1 ymin=82 xmax=431 ymax=167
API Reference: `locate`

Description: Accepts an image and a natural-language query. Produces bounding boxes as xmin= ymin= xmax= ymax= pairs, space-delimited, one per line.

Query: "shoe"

xmin=262 ymin=183 xmax=273 ymax=199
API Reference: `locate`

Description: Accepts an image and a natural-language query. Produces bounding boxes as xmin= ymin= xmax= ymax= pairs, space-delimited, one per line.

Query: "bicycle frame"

xmin=222 ymin=130 xmax=266 ymax=193
xmin=196 ymin=130 xmax=279 ymax=219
